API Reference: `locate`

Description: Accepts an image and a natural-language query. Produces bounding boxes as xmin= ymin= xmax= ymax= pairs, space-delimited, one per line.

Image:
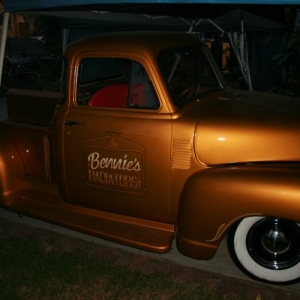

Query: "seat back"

xmin=89 ymin=82 xmax=147 ymax=108
xmin=89 ymin=83 xmax=129 ymax=108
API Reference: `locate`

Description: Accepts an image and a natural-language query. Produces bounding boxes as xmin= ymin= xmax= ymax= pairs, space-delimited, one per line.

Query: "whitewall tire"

xmin=228 ymin=216 xmax=300 ymax=283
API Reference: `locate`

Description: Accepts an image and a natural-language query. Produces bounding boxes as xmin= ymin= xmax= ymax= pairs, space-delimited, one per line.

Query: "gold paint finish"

xmin=0 ymin=31 xmax=300 ymax=263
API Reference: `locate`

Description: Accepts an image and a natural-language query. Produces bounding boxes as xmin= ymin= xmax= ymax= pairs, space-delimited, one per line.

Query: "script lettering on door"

xmin=84 ymin=131 xmax=147 ymax=197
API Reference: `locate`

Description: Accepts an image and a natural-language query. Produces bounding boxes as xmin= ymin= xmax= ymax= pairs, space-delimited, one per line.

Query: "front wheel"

xmin=227 ymin=216 xmax=300 ymax=284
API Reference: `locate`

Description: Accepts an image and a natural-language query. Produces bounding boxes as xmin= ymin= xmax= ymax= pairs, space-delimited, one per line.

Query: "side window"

xmin=77 ymin=58 xmax=159 ymax=109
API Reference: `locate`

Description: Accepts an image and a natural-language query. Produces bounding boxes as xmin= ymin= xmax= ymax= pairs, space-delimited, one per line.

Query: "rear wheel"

xmin=227 ymin=216 xmax=300 ymax=283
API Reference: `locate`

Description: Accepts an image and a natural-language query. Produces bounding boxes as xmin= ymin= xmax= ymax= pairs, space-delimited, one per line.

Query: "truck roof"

xmin=65 ymin=31 xmax=204 ymax=58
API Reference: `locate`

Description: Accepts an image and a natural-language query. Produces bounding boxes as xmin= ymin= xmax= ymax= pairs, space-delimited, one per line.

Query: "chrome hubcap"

xmin=261 ymin=227 xmax=291 ymax=255
xmin=246 ymin=218 xmax=300 ymax=270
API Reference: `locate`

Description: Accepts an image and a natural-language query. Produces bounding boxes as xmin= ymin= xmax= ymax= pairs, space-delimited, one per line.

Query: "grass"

xmin=0 ymin=234 xmax=251 ymax=300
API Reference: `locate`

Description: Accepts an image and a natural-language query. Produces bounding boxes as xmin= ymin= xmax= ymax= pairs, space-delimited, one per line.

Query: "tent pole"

xmin=207 ymin=19 xmax=225 ymax=35
xmin=240 ymin=6 xmax=244 ymax=33
xmin=0 ymin=12 xmax=10 ymax=86
xmin=62 ymin=28 xmax=69 ymax=53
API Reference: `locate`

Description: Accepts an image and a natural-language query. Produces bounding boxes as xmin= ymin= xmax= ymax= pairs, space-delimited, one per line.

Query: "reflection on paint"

xmin=217 ymin=137 xmax=226 ymax=141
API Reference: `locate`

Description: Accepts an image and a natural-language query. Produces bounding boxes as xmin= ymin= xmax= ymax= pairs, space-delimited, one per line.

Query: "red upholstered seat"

xmin=88 ymin=83 xmax=147 ymax=108
xmin=89 ymin=83 xmax=129 ymax=108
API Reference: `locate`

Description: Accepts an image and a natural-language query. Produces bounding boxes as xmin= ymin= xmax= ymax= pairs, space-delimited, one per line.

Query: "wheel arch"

xmin=0 ymin=133 xmax=25 ymax=206
xmin=176 ymin=164 xmax=300 ymax=260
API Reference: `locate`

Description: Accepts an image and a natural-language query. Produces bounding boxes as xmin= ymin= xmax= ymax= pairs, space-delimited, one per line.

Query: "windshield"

xmin=158 ymin=45 xmax=222 ymax=106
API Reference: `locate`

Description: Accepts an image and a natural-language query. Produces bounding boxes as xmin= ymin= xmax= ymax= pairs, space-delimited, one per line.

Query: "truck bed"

xmin=5 ymin=89 xmax=60 ymax=125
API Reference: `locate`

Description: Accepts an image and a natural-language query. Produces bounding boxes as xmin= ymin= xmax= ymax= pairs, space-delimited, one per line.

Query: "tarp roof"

xmin=205 ymin=8 xmax=287 ymax=32
xmin=5 ymin=0 xmax=300 ymax=13
xmin=36 ymin=8 xmax=285 ymax=33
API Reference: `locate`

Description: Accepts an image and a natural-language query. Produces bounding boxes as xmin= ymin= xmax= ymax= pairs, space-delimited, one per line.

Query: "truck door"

xmin=63 ymin=57 xmax=172 ymax=223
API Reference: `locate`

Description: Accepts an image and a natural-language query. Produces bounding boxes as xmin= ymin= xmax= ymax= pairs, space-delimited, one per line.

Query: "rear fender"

xmin=176 ymin=164 xmax=300 ymax=260
xmin=0 ymin=133 xmax=25 ymax=206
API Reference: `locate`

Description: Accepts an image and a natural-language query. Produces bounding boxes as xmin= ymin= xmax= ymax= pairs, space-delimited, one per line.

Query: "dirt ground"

xmin=1 ymin=215 xmax=300 ymax=300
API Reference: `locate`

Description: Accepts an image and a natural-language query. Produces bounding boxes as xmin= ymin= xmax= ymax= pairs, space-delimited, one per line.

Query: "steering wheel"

xmin=176 ymin=84 xmax=199 ymax=104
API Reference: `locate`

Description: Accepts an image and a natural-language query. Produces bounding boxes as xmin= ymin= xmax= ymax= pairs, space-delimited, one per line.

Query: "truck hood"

xmin=194 ymin=89 xmax=300 ymax=166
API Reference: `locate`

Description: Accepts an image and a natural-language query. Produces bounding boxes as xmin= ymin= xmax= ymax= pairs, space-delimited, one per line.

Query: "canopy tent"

xmin=0 ymin=0 xmax=296 ymax=90
xmin=44 ymin=8 xmax=286 ymax=91
xmin=205 ymin=10 xmax=286 ymax=90
xmin=28 ymin=8 xmax=286 ymax=33
xmin=4 ymin=0 xmax=300 ymax=13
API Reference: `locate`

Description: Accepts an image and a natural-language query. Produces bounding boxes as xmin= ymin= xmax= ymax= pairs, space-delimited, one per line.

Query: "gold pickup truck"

xmin=1 ymin=31 xmax=300 ymax=284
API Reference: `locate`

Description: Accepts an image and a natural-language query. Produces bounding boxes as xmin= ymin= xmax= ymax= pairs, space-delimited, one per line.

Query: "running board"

xmin=7 ymin=197 xmax=175 ymax=253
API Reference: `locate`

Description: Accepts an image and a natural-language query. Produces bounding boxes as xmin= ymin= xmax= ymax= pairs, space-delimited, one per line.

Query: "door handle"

xmin=65 ymin=120 xmax=84 ymax=126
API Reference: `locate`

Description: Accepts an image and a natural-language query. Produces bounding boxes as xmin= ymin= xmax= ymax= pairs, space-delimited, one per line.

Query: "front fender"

xmin=0 ymin=133 xmax=25 ymax=206
xmin=176 ymin=164 xmax=300 ymax=260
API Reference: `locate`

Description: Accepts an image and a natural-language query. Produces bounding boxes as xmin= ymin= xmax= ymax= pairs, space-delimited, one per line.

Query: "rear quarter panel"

xmin=0 ymin=131 xmax=25 ymax=205
xmin=0 ymin=121 xmax=54 ymax=180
